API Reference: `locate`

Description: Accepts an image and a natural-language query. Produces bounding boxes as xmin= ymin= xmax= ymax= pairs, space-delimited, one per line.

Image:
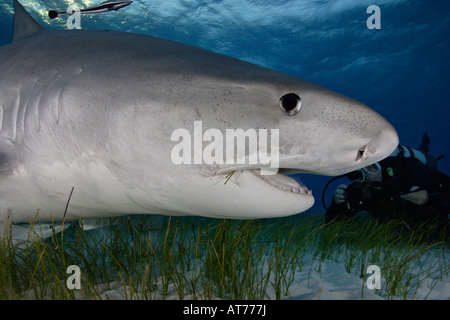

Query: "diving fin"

xmin=418 ymin=132 xmax=431 ymax=153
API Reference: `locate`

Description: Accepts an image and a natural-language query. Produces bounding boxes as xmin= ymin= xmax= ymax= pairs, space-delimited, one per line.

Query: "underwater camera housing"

xmin=345 ymin=168 xmax=382 ymax=205
xmin=345 ymin=182 xmax=374 ymax=203
xmin=344 ymin=170 xmax=374 ymax=204
xmin=346 ymin=170 xmax=364 ymax=182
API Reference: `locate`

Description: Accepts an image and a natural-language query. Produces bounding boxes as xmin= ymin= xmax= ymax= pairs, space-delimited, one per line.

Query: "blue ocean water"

xmin=0 ymin=0 xmax=448 ymax=212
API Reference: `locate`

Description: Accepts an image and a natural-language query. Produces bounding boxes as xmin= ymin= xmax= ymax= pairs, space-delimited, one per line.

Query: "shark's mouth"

xmin=249 ymin=169 xmax=311 ymax=195
xmin=215 ymin=166 xmax=312 ymax=196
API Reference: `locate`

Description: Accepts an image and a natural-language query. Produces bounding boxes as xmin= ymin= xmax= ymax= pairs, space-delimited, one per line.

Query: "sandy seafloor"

xmin=22 ymin=223 xmax=448 ymax=301
xmin=90 ymin=253 xmax=449 ymax=300
xmin=51 ymin=257 xmax=447 ymax=300
xmin=78 ymin=217 xmax=450 ymax=300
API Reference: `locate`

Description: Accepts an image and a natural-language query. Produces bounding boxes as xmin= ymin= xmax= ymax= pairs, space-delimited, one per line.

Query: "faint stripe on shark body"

xmin=18 ymin=77 xmax=39 ymax=141
xmin=25 ymin=72 xmax=59 ymax=134
xmin=54 ymin=67 xmax=84 ymax=124
xmin=0 ymin=87 xmax=20 ymax=142
xmin=31 ymin=68 xmax=84 ymax=127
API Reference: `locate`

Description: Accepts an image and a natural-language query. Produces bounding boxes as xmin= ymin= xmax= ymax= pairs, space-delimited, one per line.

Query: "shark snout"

xmin=362 ymin=121 xmax=399 ymax=163
xmin=340 ymin=98 xmax=399 ymax=166
xmin=342 ymin=113 xmax=399 ymax=175
xmin=307 ymin=101 xmax=399 ymax=176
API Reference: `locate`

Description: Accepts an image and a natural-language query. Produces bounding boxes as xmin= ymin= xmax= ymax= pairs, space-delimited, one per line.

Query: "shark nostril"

xmin=355 ymin=145 xmax=368 ymax=161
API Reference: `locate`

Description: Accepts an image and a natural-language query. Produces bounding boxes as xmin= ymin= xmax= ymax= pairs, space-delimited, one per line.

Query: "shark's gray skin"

xmin=0 ymin=1 xmax=398 ymax=227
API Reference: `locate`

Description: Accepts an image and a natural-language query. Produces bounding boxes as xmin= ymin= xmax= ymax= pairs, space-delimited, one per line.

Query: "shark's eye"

xmin=279 ymin=93 xmax=301 ymax=116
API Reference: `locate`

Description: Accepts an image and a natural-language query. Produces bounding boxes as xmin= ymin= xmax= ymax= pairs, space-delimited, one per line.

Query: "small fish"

xmin=48 ymin=1 xmax=132 ymax=20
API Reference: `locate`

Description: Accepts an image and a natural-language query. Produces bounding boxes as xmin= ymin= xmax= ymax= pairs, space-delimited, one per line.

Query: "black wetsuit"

xmin=325 ymin=155 xmax=450 ymax=226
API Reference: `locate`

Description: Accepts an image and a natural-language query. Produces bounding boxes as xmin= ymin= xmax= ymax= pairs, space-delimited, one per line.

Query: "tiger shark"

xmin=0 ymin=0 xmax=398 ymax=232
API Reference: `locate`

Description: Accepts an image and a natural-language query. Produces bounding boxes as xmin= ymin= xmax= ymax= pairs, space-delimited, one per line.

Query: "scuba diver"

xmin=324 ymin=133 xmax=450 ymax=228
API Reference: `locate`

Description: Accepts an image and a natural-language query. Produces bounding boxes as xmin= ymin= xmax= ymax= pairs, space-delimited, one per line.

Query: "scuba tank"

xmin=390 ymin=145 xmax=437 ymax=171
xmin=396 ymin=132 xmax=445 ymax=171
